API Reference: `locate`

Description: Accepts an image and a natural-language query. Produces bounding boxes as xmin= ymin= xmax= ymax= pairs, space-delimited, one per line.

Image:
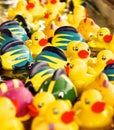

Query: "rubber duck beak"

xmin=91 ymin=101 xmax=105 ymax=113
xmin=64 ymin=63 xmax=70 ymax=76
xmin=78 ymin=50 xmax=89 ymax=58
xmin=103 ymin=35 xmax=112 ymax=43
xmin=27 ymin=104 xmax=39 ymax=117
xmin=106 ymin=59 xmax=114 ymax=65
xmin=26 ymin=3 xmax=35 ymax=10
xmin=61 ymin=110 xmax=75 ymax=124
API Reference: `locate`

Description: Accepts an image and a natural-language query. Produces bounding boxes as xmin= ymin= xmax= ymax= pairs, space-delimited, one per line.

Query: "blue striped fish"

xmin=0 ymin=20 xmax=28 ymax=42
xmin=51 ymin=26 xmax=85 ymax=51
xmin=35 ymin=46 xmax=68 ymax=69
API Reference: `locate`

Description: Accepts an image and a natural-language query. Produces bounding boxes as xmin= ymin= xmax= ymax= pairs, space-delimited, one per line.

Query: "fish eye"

xmin=58 ymin=91 xmax=64 ymax=99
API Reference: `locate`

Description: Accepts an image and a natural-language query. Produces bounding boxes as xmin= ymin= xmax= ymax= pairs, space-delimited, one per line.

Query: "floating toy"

xmin=8 ymin=0 xmax=28 ymax=19
xmin=32 ymin=92 xmax=56 ymax=116
xmin=103 ymin=63 xmax=114 ymax=84
xmin=0 ymin=97 xmax=25 ymax=130
xmin=73 ymin=89 xmax=113 ymax=130
xmin=25 ymin=62 xmax=55 ymax=95
xmin=0 ymin=20 xmax=28 ymax=42
xmin=34 ymin=46 xmax=68 ymax=69
xmin=0 ymin=34 xmax=32 ymax=70
xmin=88 ymin=27 xmax=112 ymax=50
xmin=66 ymin=41 xmax=91 ymax=63
xmin=43 ymin=21 xmax=58 ymax=39
xmin=77 ymin=18 xmax=100 ymax=42
xmin=25 ymin=31 xmax=49 ymax=59
xmin=2 ymin=87 xmax=36 ymax=121
xmin=39 ymin=68 xmax=78 ymax=103
xmin=88 ymin=49 xmax=114 ymax=75
xmin=87 ymin=73 xmax=114 ymax=107
xmin=51 ymin=26 xmax=85 ymax=52
xmin=65 ymin=59 xmax=95 ymax=95
xmin=0 ymin=79 xmax=24 ymax=96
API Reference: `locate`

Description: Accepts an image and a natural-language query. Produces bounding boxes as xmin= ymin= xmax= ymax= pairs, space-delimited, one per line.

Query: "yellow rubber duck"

xmin=43 ymin=21 xmax=58 ymax=39
xmin=31 ymin=99 xmax=76 ymax=130
xmin=73 ymin=89 xmax=114 ymax=130
xmin=77 ymin=18 xmax=100 ymax=42
xmin=68 ymin=5 xmax=87 ymax=28
xmin=43 ymin=0 xmax=66 ymax=25
xmin=8 ymin=0 xmax=28 ymax=19
xmin=26 ymin=0 xmax=46 ymax=22
xmin=88 ymin=27 xmax=112 ymax=50
xmin=65 ymin=59 xmax=96 ymax=95
xmin=31 ymin=121 xmax=78 ymax=130
xmin=0 ymin=97 xmax=24 ymax=130
xmin=66 ymin=41 xmax=91 ymax=63
xmin=88 ymin=49 xmax=114 ymax=76
xmin=32 ymin=91 xmax=56 ymax=116
xmin=25 ymin=31 xmax=49 ymax=58
xmin=86 ymin=73 xmax=114 ymax=107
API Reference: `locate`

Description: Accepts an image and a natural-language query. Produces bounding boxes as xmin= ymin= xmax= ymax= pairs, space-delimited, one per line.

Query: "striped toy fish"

xmin=0 ymin=38 xmax=32 ymax=70
xmin=25 ymin=62 xmax=55 ymax=95
xmin=34 ymin=46 xmax=68 ymax=69
xmin=51 ymin=26 xmax=85 ymax=51
xmin=39 ymin=68 xmax=78 ymax=104
xmin=0 ymin=20 xmax=28 ymax=42
xmin=103 ymin=63 xmax=114 ymax=84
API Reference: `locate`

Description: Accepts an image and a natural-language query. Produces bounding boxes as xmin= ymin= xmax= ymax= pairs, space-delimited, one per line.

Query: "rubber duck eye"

xmin=85 ymin=99 xmax=90 ymax=104
xmin=35 ymin=36 xmax=38 ymax=40
xmin=87 ymin=48 xmax=90 ymax=52
xmin=102 ymin=55 xmax=106 ymax=60
xmin=99 ymin=32 xmax=103 ymax=36
xmin=72 ymin=47 xmax=78 ymax=51
xmin=70 ymin=64 xmax=74 ymax=68
xmin=38 ymin=103 xmax=43 ymax=108
xmin=58 ymin=91 xmax=64 ymax=99
xmin=53 ymin=108 xmax=58 ymax=114
xmin=89 ymin=32 xmax=93 ymax=37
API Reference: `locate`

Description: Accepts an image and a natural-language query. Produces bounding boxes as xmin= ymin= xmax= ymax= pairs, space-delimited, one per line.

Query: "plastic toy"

xmin=25 ymin=62 xmax=55 ymax=95
xmin=65 ymin=59 xmax=95 ymax=95
xmin=88 ymin=27 xmax=112 ymax=50
xmin=34 ymin=46 xmax=68 ymax=69
xmin=25 ymin=31 xmax=49 ymax=58
xmin=31 ymin=121 xmax=78 ymax=130
xmin=0 ymin=38 xmax=32 ymax=70
xmin=0 ymin=20 xmax=29 ymax=42
xmin=0 ymin=28 xmax=23 ymax=50
xmin=32 ymin=91 xmax=56 ymax=116
xmin=2 ymin=84 xmax=38 ymax=121
xmin=31 ymin=99 xmax=79 ymax=130
xmin=0 ymin=97 xmax=25 ymax=130
xmin=73 ymin=89 xmax=113 ymax=130
xmin=39 ymin=68 xmax=78 ymax=104
xmin=51 ymin=26 xmax=85 ymax=52
xmin=88 ymin=49 xmax=114 ymax=76
xmin=103 ymin=62 xmax=114 ymax=84
xmin=68 ymin=4 xmax=87 ymax=28
xmin=77 ymin=18 xmax=100 ymax=42
xmin=0 ymin=79 xmax=24 ymax=96
xmin=66 ymin=41 xmax=91 ymax=63
xmin=26 ymin=0 xmax=46 ymax=22
xmin=43 ymin=21 xmax=58 ymax=39
xmin=87 ymin=73 xmax=114 ymax=107
xmin=8 ymin=0 xmax=28 ymax=19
